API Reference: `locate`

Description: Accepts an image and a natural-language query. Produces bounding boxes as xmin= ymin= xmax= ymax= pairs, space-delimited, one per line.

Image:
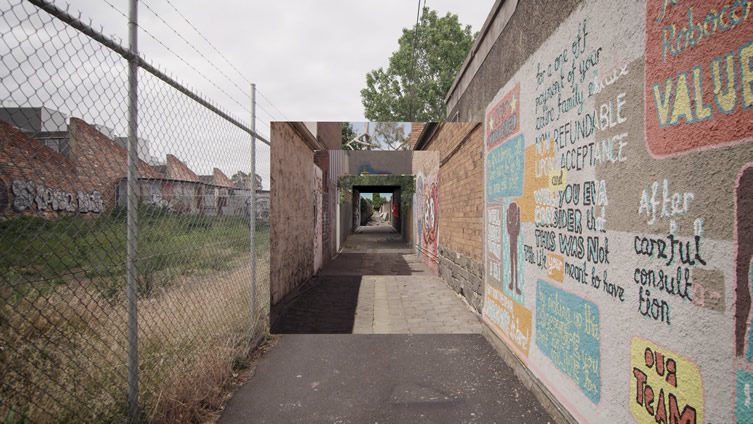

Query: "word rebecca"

xmin=657 ymin=0 xmax=751 ymax=62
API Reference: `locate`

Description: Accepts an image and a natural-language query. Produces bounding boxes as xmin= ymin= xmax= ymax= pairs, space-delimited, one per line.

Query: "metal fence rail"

xmin=0 ymin=0 xmax=271 ymax=422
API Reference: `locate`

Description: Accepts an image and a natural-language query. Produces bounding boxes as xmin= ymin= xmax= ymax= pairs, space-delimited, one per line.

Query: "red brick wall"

xmin=406 ymin=122 xmax=425 ymax=149
xmin=165 ymin=154 xmax=199 ymax=182
xmin=423 ymin=123 xmax=483 ymax=260
xmin=0 ymin=118 xmax=160 ymax=217
xmin=419 ymin=122 xmax=484 ymax=310
xmin=0 ymin=122 xmax=78 ymax=216
xmin=70 ymin=118 xmax=160 ymax=209
xmin=212 ymin=168 xmax=234 ymax=188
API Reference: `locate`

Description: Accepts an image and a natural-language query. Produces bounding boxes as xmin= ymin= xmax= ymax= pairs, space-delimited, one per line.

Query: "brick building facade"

xmin=414 ymin=122 xmax=484 ymax=311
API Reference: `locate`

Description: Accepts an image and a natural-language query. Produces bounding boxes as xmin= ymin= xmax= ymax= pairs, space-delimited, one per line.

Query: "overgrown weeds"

xmin=0 ymin=209 xmax=270 ymax=423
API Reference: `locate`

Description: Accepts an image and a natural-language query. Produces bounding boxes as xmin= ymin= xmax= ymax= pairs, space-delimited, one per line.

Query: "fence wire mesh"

xmin=0 ymin=1 xmax=270 ymax=422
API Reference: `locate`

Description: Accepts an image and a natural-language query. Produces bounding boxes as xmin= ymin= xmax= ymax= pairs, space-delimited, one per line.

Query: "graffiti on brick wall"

xmin=536 ymin=280 xmax=600 ymax=403
xmin=644 ymin=0 xmax=753 ymax=157
xmin=415 ymin=171 xmax=439 ymax=263
xmin=314 ymin=165 xmax=323 ymax=272
xmin=415 ymin=174 xmax=424 ymax=246
xmin=10 ymin=179 xmax=103 ymax=213
xmin=422 ymin=179 xmax=438 ymax=250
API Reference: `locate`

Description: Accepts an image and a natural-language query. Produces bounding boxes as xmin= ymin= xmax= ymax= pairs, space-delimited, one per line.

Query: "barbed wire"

xmin=257 ymin=88 xmax=289 ymax=121
xmin=140 ymin=0 xmax=250 ymax=99
xmin=100 ymin=0 xmax=252 ymax=118
xmin=94 ymin=0 xmax=287 ymax=123
xmin=159 ymin=0 xmax=289 ymax=121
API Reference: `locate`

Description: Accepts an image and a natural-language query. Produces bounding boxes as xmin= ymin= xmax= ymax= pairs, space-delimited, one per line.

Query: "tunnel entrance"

xmin=352 ymin=185 xmax=401 ymax=235
xmin=337 ymin=174 xmax=416 ymax=249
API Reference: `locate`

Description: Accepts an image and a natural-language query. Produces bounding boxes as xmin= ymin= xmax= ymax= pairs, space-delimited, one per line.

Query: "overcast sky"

xmin=3 ymin=1 xmax=493 ymax=189
xmin=62 ymin=0 xmax=494 ymax=125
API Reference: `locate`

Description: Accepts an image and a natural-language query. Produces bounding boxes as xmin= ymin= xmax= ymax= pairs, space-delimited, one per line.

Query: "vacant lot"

xmin=1 ymin=208 xmax=270 ymax=423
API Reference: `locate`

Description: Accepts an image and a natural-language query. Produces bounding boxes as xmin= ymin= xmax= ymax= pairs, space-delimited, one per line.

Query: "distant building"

xmin=0 ymin=106 xmax=70 ymax=155
xmin=0 ymin=106 xmax=67 ymax=132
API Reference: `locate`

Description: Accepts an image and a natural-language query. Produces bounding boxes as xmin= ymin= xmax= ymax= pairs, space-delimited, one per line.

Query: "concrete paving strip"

xmin=218 ymin=334 xmax=553 ymax=424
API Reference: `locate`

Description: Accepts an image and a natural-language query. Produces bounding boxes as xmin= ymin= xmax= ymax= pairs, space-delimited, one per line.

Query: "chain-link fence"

xmin=0 ymin=1 xmax=271 ymax=422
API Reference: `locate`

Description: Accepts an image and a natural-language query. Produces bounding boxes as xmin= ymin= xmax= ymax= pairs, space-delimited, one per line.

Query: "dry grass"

xmin=1 ymin=256 xmax=270 ymax=423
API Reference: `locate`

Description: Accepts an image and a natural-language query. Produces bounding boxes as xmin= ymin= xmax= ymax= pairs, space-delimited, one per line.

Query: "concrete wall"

xmin=466 ymin=0 xmax=753 ymax=422
xmin=446 ymin=0 xmax=581 ymax=122
xmin=270 ymin=122 xmax=320 ymax=305
xmin=317 ymin=122 xmax=342 ymax=150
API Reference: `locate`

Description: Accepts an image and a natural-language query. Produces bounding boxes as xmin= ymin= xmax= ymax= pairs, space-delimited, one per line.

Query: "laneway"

xmin=220 ymin=232 xmax=553 ymax=423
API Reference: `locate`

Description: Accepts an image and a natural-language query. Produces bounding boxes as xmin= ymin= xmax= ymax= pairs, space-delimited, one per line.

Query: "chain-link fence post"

xmin=250 ymin=83 xmax=257 ymax=327
xmin=127 ymin=0 xmax=140 ymax=421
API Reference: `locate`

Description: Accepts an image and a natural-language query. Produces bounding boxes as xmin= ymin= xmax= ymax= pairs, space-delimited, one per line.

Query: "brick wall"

xmin=406 ymin=122 xmax=425 ymax=149
xmin=165 ymin=154 xmax=200 ymax=182
xmin=212 ymin=168 xmax=233 ymax=187
xmin=0 ymin=118 xmax=160 ymax=218
xmin=270 ymin=122 xmax=317 ymax=305
xmin=418 ymin=122 xmax=484 ymax=311
xmin=70 ymin=118 xmax=161 ymax=210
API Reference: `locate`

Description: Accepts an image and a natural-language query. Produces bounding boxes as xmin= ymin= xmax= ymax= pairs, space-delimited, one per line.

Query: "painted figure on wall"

xmin=507 ymin=201 xmax=521 ymax=295
xmin=423 ymin=181 xmax=438 ymax=251
xmin=415 ymin=174 xmax=424 ymax=245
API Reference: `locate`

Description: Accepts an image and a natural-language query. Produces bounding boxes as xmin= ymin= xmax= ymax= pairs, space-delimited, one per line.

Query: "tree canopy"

xmin=341 ymin=122 xmax=358 ymax=150
xmin=373 ymin=122 xmax=408 ymax=150
xmin=360 ymin=7 xmax=475 ymax=122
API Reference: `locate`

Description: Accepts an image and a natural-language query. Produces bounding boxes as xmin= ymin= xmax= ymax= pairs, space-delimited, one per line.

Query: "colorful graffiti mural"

xmin=630 ymin=338 xmax=703 ymax=423
xmin=414 ymin=171 xmax=439 ymax=270
xmin=536 ymin=280 xmax=600 ymax=404
xmin=480 ymin=0 xmax=753 ymax=421
xmin=644 ymin=0 xmax=753 ymax=157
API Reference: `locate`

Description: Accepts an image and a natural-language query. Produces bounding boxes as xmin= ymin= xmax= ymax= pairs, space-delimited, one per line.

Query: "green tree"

xmin=361 ymin=7 xmax=474 ymax=121
xmin=373 ymin=122 xmax=408 ymax=150
xmin=341 ymin=122 xmax=358 ymax=150
xmin=372 ymin=193 xmax=384 ymax=210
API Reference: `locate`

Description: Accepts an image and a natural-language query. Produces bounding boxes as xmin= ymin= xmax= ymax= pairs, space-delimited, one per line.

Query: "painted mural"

xmin=313 ymin=165 xmax=323 ymax=273
xmin=483 ymin=0 xmax=753 ymax=422
xmin=415 ymin=171 xmax=439 ymax=270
